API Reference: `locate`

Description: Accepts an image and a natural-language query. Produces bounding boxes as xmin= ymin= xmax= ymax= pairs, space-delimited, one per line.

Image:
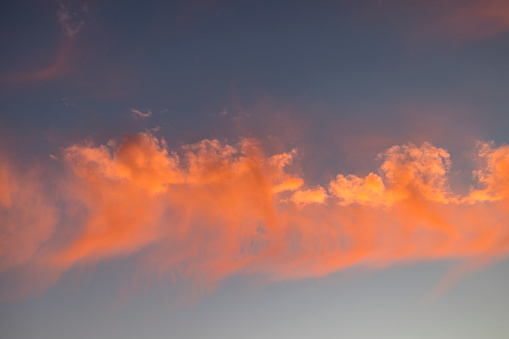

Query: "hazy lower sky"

xmin=1 ymin=1 xmax=509 ymax=338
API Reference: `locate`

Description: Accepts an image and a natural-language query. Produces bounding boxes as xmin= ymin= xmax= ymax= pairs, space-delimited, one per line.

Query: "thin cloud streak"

xmin=0 ymin=1 xmax=87 ymax=85
xmin=131 ymin=108 xmax=153 ymax=118
xmin=1 ymin=133 xmax=509 ymax=300
xmin=3 ymin=39 xmax=75 ymax=83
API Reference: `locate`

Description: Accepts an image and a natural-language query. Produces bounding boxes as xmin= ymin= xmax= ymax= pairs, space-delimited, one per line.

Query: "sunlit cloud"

xmin=330 ymin=142 xmax=457 ymax=206
xmin=292 ymin=187 xmax=328 ymax=206
xmin=466 ymin=142 xmax=509 ymax=203
xmin=1 ymin=132 xmax=509 ymax=300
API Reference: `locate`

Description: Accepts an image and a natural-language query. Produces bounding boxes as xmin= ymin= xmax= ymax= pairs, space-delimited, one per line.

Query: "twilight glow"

xmin=1 ymin=1 xmax=509 ymax=338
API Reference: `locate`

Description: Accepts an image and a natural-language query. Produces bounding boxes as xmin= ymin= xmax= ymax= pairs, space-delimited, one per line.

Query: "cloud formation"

xmin=467 ymin=142 xmax=509 ymax=203
xmin=1 ymin=133 xmax=509 ymax=300
xmin=330 ymin=142 xmax=456 ymax=206
xmin=57 ymin=1 xmax=88 ymax=38
xmin=131 ymin=108 xmax=153 ymax=118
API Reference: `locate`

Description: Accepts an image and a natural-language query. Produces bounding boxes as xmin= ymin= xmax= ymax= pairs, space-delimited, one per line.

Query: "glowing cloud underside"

xmin=1 ymin=133 xmax=509 ymax=299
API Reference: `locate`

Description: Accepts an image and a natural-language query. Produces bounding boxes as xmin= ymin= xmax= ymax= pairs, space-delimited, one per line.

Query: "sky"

xmin=1 ymin=0 xmax=509 ymax=338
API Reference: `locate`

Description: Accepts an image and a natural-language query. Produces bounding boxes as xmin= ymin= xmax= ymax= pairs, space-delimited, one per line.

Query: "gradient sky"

xmin=1 ymin=0 xmax=509 ymax=338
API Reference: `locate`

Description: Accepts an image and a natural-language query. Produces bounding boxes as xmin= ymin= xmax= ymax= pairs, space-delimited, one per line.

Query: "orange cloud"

xmin=292 ymin=187 xmax=327 ymax=206
xmin=467 ymin=142 xmax=509 ymax=203
xmin=2 ymin=133 xmax=509 ymax=300
xmin=330 ymin=172 xmax=387 ymax=206
xmin=330 ymin=142 xmax=456 ymax=206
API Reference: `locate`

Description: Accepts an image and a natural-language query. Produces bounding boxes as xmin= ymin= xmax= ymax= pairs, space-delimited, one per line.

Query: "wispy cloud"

xmin=131 ymin=108 xmax=153 ymax=118
xmin=437 ymin=0 xmax=509 ymax=41
xmin=3 ymin=39 xmax=74 ymax=83
xmin=57 ymin=1 xmax=88 ymax=38
xmin=1 ymin=0 xmax=88 ymax=84
xmin=0 ymin=157 xmax=56 ymax=281
xmin=377 ymin=0 xmax=509 ymax=43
